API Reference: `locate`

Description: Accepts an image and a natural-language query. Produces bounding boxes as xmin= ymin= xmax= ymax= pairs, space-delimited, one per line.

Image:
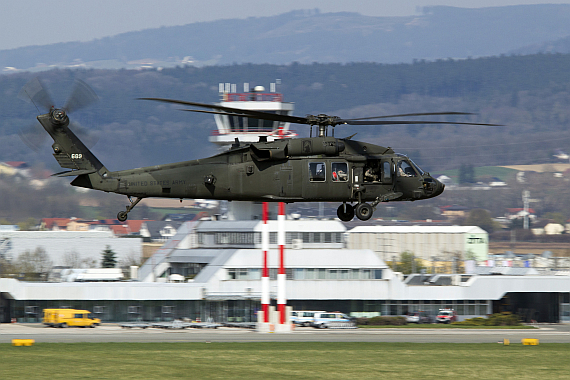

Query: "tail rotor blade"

xmin=18 ymin=122 xmax=48 ymax=152
xmin=63 ymin=79 xmax=99 ymax=113
xmin=18 ymin=77 xmax=55 ymax=112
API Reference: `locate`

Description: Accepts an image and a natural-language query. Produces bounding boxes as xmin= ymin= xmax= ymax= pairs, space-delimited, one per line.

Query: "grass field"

xmin=1 ymin=342 xmax=569 ymax=380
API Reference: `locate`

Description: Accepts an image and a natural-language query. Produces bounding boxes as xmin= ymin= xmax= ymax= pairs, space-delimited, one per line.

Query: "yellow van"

xmin=43 ymin=309 xmax=101 ymax=328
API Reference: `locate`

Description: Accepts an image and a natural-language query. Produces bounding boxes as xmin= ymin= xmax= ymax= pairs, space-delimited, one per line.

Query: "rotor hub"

xmin=51 ymin=108 xmax=67 ymax=124
xmin=306 ymin=114 xmax=343 ymax=137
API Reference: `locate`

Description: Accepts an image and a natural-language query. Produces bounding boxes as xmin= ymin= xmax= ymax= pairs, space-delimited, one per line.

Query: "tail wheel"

xmin=355 ymin=203 xmax=373 ymax=221
xmin=117 ymin=211 xmax=128 ymax=222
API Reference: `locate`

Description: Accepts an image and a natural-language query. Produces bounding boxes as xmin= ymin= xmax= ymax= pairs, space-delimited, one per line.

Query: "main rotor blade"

xmin=18 ymin=77 xmax=54 ymax=112
xmin=140 ymin=97 xmax=309 ymax=125
xmin=342 ymin=112 xmax=475 ymax=122
xmin=63 ymin=79 xmax=99 ymax=113
xmin=180 ymin=109 xmax=306 ymax=124
xmin=344 ymin=120 xmax=503 ymax=126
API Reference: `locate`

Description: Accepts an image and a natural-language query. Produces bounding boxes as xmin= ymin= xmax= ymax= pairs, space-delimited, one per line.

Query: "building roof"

xmin=197 ymin=220 xmax=347 ymax=233
xmin=168 ymin=249 xmax=218 ymax=264
xmin=348 ymin=225 xmax=487 ymax=234
xmin=4 ymin=161 xmax=28 ymax=169
xmin=108 ymin=225 xmax=130 ymax=235
xmin=197 ymin=220 xmax=258 ymax=232
xmin=162 ymin=213 xmax=208 ymax=222
xmin=226 ymin=248 xmax=385 ymax=268
xmin=507 ymin=208 xmax=535 ymax=214
xmin=142 ymin=221 xmax=184 ymax=239
xmin=126 ymin=220 xmax=147 ymax=234
xmin=0 ymin=230 xmax=114 ymax=239
xmin=41 ymin=218 xmax=71 ymax=230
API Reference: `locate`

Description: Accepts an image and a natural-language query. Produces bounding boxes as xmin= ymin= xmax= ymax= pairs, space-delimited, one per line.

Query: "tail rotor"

xmin=18 ymin=77 xmax=100 ymax=151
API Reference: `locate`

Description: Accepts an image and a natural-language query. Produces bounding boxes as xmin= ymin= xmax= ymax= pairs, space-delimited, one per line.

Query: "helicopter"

xmin=19 ymin=78 xmax=499 ymax=222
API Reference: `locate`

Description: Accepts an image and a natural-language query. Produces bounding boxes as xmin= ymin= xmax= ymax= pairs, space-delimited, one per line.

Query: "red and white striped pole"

xmin=277 ymin=202 xmax=286 ymax=325
xmin=261 ymin=202 xmax=270 ymax=323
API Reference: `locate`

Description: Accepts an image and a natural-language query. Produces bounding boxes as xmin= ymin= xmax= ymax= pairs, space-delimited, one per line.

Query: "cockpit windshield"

xmin=409 ymin=159 xmax=425 ymax=176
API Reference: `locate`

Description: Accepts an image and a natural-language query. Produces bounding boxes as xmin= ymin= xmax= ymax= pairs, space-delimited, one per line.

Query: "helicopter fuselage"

xmin=71 ymin=135 xmax=444 ymax=206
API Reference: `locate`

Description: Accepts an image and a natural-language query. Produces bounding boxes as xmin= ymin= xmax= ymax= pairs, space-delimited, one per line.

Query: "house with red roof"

xmin=40 ymin=217 xmax=152 ymax=235
xmin=40 ymin=218 xmax=71 ymax=231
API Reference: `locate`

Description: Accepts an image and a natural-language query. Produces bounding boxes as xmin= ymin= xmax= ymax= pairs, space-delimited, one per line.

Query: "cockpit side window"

xmin=398 ymin=160 xmax=417 ymax=177
xmin=309 ymin=162 xmax=326 ymax=182
xmin=331 ymin=162 xmax=348 ymax=182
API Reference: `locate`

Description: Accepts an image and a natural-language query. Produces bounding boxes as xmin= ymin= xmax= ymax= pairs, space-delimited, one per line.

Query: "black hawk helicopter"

xmin=20 ymin=78 xmax=499 ymax=222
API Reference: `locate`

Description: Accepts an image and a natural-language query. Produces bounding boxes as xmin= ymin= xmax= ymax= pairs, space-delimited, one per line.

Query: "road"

xmin=2 ymin=324 xmax=569 ymax=343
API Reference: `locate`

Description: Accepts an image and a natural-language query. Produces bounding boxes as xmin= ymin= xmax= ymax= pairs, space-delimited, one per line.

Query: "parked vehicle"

xmin=406 ymin=311 xmax=433 ymax=324
xmin=436 ymin=309 xmax=457 ymax=324
xmin=311 ymin=312 xmax=355 ymax=329
xmin=291 ymin=310 xmax=325 ymax=327
xmin=43 ymin=308 xmax=101 ymax=328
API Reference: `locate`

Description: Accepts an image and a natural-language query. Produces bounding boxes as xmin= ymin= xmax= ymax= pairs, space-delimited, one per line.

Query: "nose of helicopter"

xmin=431 ymin=178 xmax=445 ymax=198
xmin=422 ymin=176 xmax=445 ymax=199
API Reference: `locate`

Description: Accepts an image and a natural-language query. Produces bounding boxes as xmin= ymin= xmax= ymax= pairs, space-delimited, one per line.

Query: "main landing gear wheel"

xmin=355 ymin=203 xmax=373 ymax=221
xmin=337 ymin=204 xmax=355 ymax=222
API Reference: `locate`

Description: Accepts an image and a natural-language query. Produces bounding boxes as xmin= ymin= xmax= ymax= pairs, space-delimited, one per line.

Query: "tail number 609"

xmin=71 ymin=154 xmax=83 ymax=159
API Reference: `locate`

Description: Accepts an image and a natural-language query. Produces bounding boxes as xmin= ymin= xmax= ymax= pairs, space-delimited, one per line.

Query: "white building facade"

xmin=1 ymin=220 xmax=568 ymax=324
xmin=347 ymin=225 xmax=489 ymax=261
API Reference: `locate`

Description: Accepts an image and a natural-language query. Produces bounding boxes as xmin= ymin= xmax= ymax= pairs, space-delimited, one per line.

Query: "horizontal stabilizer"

xmin=52 ymin=169 xmax=97 ymax=177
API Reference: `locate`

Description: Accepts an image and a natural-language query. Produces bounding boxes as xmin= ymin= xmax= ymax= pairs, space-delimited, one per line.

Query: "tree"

xmin=458 ymin=164 xmax=475 ymax=184
xmin=398 ymin=251 xmax=426 ymax=275
xmin=12 ymin=247 xmax=52 ymax=281
xmin=101 ymin=246 xmax=117 ymax=268
xmin=17 ymin=218 xmax=38 ymax=231
xmin=63 ymin=251 xmax=98 ymax=268
xmin=543 ymin=212 xmax=566 ymax=226
xmin=464 ymin=209 xmax=500 ymax=233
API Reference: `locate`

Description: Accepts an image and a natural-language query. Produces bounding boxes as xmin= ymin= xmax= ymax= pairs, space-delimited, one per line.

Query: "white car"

xmin=291 ymin=311 xmax=325 ymax=327
xmin=311 ymin=312 xmax=354 ymax=329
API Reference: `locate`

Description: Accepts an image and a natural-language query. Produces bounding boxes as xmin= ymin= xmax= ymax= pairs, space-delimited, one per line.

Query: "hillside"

xmin=3 ymin=53 xmax=570 ymax=173
xmin=4 ymin=5 xmax=570 ymax=72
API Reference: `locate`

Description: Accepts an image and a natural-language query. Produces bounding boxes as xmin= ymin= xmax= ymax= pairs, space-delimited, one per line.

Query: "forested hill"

xmin=3 ymin=53 xmax=570 ymax=172
xmin=4 ymin=5 xmax=570 ymax=71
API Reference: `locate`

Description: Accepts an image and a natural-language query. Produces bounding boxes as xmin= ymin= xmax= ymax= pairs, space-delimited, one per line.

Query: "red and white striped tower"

xmin=277 ymin=202 xmax=287 ymax=325
xmin=261 ymin=202 xmax=270 ymax=323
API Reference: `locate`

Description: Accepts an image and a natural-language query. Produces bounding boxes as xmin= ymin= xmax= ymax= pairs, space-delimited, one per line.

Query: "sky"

xmin=1 ymin=1 xmax=569 ymax=50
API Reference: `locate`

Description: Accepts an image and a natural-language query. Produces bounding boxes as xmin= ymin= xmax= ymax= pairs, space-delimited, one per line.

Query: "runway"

xmin=2 ymin=324 xmax=569 ymax=344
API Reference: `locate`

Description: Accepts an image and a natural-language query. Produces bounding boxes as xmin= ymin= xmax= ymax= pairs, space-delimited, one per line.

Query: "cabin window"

xmin=331 ymin=162 xmax=348 ymax=182
xmin=309 ymin=162 xmax=326 ymax=182
xmin=363 ymin=160 xmax=381 ymax=183
xmin=382 ymin=161 xmax=392 ymax=183
xmin=398 ymin=160 xmax=417 ymax=177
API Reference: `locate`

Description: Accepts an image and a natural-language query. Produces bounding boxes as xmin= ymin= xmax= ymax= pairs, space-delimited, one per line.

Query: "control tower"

xmin=209 ymin=81 xmax=296 ymax=149
xmin=210 ymin=81 xmax=295 ymax=220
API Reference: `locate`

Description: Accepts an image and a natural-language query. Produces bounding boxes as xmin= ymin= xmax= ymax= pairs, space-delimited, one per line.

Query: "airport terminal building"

xmin=1 ymin=220 xmax=569 ymax=324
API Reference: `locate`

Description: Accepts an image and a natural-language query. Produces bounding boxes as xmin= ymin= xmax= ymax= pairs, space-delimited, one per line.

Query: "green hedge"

xmin=451 ymin=312 xmax=521 ymax=326
xmin=357 ymin=316 xmax=408 ymax=326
